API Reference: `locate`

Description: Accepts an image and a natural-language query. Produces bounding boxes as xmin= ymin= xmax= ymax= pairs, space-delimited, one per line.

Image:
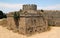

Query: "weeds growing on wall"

xmin=13 ymin=12 xmax=20 ymax=28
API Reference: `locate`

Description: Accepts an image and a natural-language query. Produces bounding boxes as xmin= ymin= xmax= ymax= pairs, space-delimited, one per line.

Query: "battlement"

xmin=23 ymin=4 xmax=37 ymax=11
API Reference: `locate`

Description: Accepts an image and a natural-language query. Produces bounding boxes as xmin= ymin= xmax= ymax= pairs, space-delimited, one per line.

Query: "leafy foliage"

xmin=13 ymin=12 xmax=20 ymax=28
xmin=41 ymin=9 xmax=44 ymax=12
xmin=13 ymin=12 xmax=20 ymax=19
xmin=0 ymin=10 xmax=7 ymax=19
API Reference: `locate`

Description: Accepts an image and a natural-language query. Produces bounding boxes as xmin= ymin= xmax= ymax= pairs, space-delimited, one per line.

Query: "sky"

xmin=0 ymin=0 xmax=60 ymax=13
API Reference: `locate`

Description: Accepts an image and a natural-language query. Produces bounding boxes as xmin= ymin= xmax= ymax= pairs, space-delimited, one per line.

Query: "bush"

xmin=41 ymin=9 xmax=44 ymax=12
xmin=0 ymin=10 xmax=7 ymax=19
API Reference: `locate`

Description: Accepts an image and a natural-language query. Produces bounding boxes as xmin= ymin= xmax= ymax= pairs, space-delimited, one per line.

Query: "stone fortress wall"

xmin=7 ymin=4 xmax=48 ymax=35
xmin=23 ymin=4 xmax=37 ymax=11
xmin=6 ymin=4 xmax=60 ymax=35
xmin=43 ymin=10 xmax=60 ymax=26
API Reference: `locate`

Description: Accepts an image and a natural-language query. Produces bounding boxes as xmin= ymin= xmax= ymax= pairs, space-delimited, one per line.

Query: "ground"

xmin=0 ymin=26 xmax=60 ymax=38
xmin=0 ymin=19 xmax=60 ymax=38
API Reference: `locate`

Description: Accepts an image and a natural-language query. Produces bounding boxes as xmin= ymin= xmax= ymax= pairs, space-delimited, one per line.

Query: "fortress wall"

xmin=43 ymin=11 xmax=60 ymax=26
xmin=7 ymin=17 xmax=19 ymax=32
xmin=7 ymin=13 xmax=48 ymax=35
xmin=23 ymin=4 xmax=37 ymax=11
xmin=25 ymin=16 xmax=48 ymax=35
xmin=6 ymin=4 xmax=49 ymax=35
xmin=19 ymin=17 xmax=26 ymax=34
xmin=53 ymin=18 xmax=60 ymax=26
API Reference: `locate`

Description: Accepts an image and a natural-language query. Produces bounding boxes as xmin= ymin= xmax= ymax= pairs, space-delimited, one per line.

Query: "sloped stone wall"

xmin=25 ymin=16 xmax=48 ymax=35
xmin=6 ymin=4 xmax=48 ymax=35
xmin=7 ymin=17 xmax=19 ymax=32
xmin=7 ymin=13 xmax=48 ymax=35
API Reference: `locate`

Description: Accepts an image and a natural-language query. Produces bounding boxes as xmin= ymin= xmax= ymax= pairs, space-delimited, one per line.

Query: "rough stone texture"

xmin=7 ymin=4 xmax=48 ymax=35
xmin=7 ymin=17 xmax=19 ymax=32
xmin=25 ymin=17 xmax=48 ymax=35
xmin=18 ymin=13 xmax=48 ymax=35
xmin=43 ymin=10 xmax=60 ymax=26
xmin=7 ymin=13 xmax=48 ymax=35
xmin=23 ymin=4 xmax=37 ymax=11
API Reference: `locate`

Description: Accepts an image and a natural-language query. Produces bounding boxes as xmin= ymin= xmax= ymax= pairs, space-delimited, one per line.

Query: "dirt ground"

xmin=0 ymin=26 xmax=60 ymax=38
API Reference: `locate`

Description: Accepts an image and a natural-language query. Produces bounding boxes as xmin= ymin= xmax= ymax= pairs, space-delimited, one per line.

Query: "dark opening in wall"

xmin=30 ymin=30 xmax=32 ymax=33
xmin=27 ymin=27 xmax=33 ymax=33
xmin=34 ymin=19 xmax=36 ymax=22
xmin=53 ymin=25 xmax=55 ymax=26
xmin=35 ymin=30 xmax=37 ymax=32
xmin=40 ymin=29 xmax=41 ymax=30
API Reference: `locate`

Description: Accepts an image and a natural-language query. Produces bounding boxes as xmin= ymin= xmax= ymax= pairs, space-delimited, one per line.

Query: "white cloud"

xmin=0 ymin=3 xmax=22 ymax=8
xmin=38 ymin=4 xmax=60 ymax=10
xmin=0 ymin=3 xmax=23 ymax=13
xmin=0 ymin=2 xmax=60 ymax=13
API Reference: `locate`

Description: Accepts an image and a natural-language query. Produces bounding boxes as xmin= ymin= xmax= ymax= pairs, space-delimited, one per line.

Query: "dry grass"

xmin=0 ymin=18 xmax=7 ymax=27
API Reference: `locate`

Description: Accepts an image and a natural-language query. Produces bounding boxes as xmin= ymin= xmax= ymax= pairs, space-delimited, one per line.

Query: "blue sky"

xmin=0 ymin=0 xmax=60 ymax=13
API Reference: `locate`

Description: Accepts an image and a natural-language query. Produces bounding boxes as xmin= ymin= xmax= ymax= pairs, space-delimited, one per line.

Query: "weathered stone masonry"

xmin=7 ymin=4 xmax=48 ymax=35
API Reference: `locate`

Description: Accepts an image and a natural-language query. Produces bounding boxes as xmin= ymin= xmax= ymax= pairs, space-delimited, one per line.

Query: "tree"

xmin=41 ymin=9 xmax=44 ymax=12
xmin=3 ymin=13 xmax=7 ymax=18
xmin=0 ymin=10 xmax=4 ymax=19
xmin=0 ymin=10 xmax=7 ymax=19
